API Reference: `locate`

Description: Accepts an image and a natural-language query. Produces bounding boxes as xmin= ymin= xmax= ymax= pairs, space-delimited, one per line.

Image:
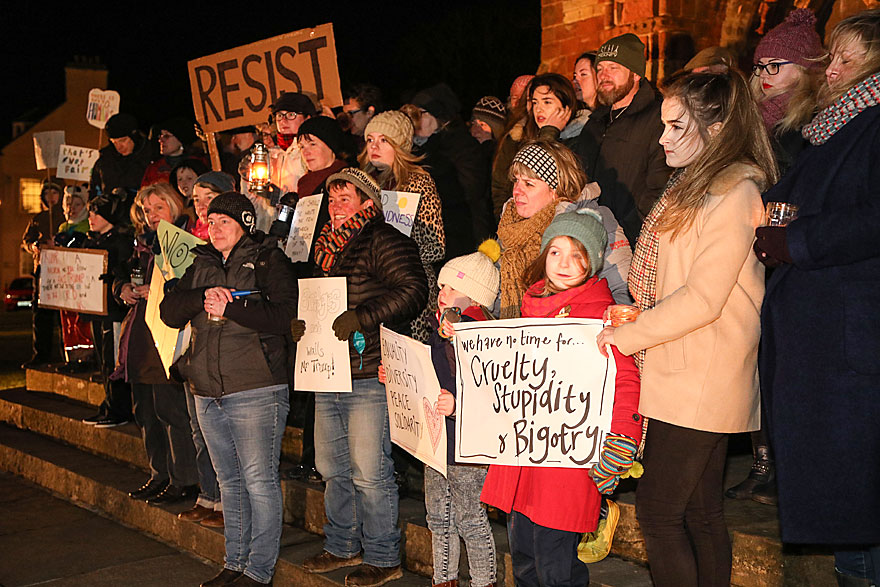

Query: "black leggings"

xmin=636 ymin=420 xmax=730 ymax=587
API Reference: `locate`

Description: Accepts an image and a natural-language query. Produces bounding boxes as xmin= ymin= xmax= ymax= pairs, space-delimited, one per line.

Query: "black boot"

xmin=726 ymin=445 xmax=772 ymax=499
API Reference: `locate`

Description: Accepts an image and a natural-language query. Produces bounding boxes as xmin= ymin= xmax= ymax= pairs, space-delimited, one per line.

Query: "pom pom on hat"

xmin=754 ymin=8 xmax=823 ymax=69
xmin=438 ymin=240 xmax=501 ymax=308
xmin=478 ymin=238 xmax=502 ymax=263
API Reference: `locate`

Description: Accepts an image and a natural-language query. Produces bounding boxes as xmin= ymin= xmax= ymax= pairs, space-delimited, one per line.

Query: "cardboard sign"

xmin=86 ymin=89 xmax=120 ymax=129
xmin=56 ymin=145 xmax=100 ymax=181
xmin=33 ymin=131 xmax=65 ymax=170
xmin=294 ymin=277 xmax=352 ymax=392
xmin=381 ymin=326 xmax=447 ymax=476
xmin=453 ymin=318 xmax=617 ymax=468
xmin=380 ymin=191 xmax=421 ymax=237
xmin=38 ymin=247 xmax=108 ymax=315
xmin=187 ymin=23 xmax=342 ymax=133
xmin=147 ymin=221 xmax=206 ymax=376
xmin=283 ymin=193 xmax=323 ymax=263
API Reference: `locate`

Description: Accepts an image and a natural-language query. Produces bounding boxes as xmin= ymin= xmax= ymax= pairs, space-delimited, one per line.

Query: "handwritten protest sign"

xmin=283 ymin=193 xmax=323 ymax=262
xmin=294 ymin=277 xmax=352 ymax=392
xmin=187 ymin=24 xmax=342 ymax=133
xmin=33 ymin=131 xmax=65 ymax=170
xmin=453 ymin=318 xmax=616 ymax=468
xmin=380 ymin=326 xmax=447 ymax=476
xmin=38 ymin=247 xmax=108 ymax=315
xmin=380 ymin=191 xmax=421 ymax=237
xmin=56 ymin=145 xmax=100 ymax=181
xmin=146 ymin=220 xmax=206 ymax=376
xmin=86 ymin=89 xmax=120 ymax=129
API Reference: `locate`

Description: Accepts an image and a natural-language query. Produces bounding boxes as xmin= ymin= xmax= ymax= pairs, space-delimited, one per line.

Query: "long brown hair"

xmin=522 ymin=235 xmax=591 ymax=295
xmin=819 ymin=9 xmax=880 ymax=107
xmin=357 ymin=135 xmax=426 ymax=190
xmin=522 ymin=73 xmax=579 ymax=141
xmin=654 ymin=71 xmax=778 ymax=238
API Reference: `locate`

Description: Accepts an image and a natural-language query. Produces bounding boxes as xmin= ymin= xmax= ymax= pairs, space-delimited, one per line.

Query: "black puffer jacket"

xmin=89 ymin=134 xmax=152 ymax=200
xmin=84 ymin=228 xmax=134 ymax=323
xmin=573 ymin=80 xmax=671 ymax=247
xmin=318 ymin=216 xmax=428 ymax=379
xmin=160 ymin=234 xmax=298 ymax=397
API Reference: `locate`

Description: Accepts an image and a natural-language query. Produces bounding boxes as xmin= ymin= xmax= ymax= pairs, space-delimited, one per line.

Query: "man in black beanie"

xmin=89 ymin=112 xmax=152 ymax=200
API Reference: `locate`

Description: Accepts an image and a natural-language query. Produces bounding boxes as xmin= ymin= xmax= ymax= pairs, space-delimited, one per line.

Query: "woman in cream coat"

xmin=598 ymin=71 xmax=777 ymax=587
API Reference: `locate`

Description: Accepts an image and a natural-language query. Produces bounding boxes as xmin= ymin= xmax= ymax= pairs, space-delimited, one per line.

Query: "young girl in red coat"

xmin=480 ymin=209 xmax=642 ymax=586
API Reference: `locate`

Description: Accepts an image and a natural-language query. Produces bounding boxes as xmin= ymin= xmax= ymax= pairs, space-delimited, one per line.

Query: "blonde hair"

xmin=750 ymin=63 xmax=823 ymax=133
xmin=819 ymin=9 xmax=880 ymax=107
xmin=507 ymin=139 xmax=587 ymax=204
xmin=655 ymin=71 xmax=778 ymax=238
xmin=131 ymin=182 xmax=185 ymax=234
xmin=357 ymin=134 xmax=426 ymax=189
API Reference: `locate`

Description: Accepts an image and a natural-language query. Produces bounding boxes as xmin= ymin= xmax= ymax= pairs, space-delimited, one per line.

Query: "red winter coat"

xmin=480 ymin=276 xmax=642 ymax=533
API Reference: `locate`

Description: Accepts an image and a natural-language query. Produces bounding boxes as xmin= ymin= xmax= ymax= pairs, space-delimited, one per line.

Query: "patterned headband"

xmin=512 ymin=143 xmax=559 ymax=190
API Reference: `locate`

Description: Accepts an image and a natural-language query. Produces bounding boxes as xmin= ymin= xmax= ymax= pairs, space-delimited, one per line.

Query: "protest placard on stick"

xmin=380 ymin=191 xmax=421 ymax=237
xmin=380 ymin=326 xmax=447 ymax=476
xmin=38 ymin=247 xmax=108 ymax=315
xmin=294 ymin=277 xmax=352 ymax=392
xmin=33 ymin=131 xmax=65 ymax=170
xmin=56 ymin=145 xmax=100 ymax=181
xmin=453 ymin=318 xmax=616 ymax=468
xmin=187 ymin=23 xmax=342 ymax=133
xmin=86 ymin=89 xmax=120 ymax=129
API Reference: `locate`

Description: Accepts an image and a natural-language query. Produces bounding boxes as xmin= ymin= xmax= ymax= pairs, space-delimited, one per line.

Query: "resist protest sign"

xmin=380 ymin=326 xmax=447 ymax=477
xmin=453 ymin=318 xmax=616 ymax=468
xmin=380 ymin=191 xmax=421 ymax=237
xmin=187 ymin=24 xmax=342 ymax=133
xmin=56 ymin=145 xmax=100 ymax=181
xmin=38 ymin=247 xmax=108 ymax=315
xmin=294 ymin=277 xmax=352 ymax=392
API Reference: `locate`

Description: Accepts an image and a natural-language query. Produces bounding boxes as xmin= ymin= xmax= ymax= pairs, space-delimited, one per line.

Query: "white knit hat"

xmin=437 ymin=240 xmax=501 ymax=308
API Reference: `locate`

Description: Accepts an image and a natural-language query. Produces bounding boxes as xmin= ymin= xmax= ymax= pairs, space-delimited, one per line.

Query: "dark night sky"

xmin=0 ymin=2 xmax=541 ymax=144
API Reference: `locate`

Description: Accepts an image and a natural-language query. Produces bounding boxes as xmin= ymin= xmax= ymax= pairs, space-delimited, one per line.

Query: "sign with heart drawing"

xmin=86 ymin=89 xmax=121 ymax=129
xmin=380 ymin=325 xmax=447 ymax=477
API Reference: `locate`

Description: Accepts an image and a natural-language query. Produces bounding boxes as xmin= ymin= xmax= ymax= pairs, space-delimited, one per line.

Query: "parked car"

xmin=4 ymin=276 xmax=34 ymax=311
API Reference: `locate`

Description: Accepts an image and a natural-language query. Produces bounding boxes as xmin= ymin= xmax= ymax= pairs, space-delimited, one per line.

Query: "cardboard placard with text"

xmin=294 ymin=277 xmax=352 ymax=392
xmin=56 ymin=145 xmax=100 ymax=181
xmin=38 ymin=247 xmax=108 ymax=315
xmin=187 ymin=23 xmax=342 ymax=133
xmin=453 ymin=318 xmax=616 ymax=468
xmin=380 ymin=326 xmax=447 ymax=477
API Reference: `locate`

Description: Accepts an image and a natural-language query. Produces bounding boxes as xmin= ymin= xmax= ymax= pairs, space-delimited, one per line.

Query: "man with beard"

xmin=573 ymin=33 xmax=670 ymax=247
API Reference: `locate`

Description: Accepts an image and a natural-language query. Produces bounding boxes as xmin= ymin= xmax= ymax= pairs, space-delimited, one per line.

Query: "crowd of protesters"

xmin=18 ymin=7 xmax=880 ymax=587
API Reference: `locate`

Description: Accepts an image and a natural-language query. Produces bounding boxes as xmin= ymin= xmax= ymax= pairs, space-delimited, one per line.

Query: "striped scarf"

xmin=313 ymin=205 xmax=379 ymax=273
xmin=627 ymin=170 xmax=684 ymax=370
xmin=802 ymin=72 xmax=880 ymax=145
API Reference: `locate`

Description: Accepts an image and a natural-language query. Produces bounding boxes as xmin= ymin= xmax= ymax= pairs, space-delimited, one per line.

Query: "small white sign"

xmin=33 ymin=131 xmax=65 ymax=170
xmin=294 ymin=277 xmax=352 ymax=392
xmin=56 ymin=145 xmax=100 ymax=181
xmin=380 ymin=190 xmax=421 ymax=237
xmin=284 ymin=193 xmax=324 ymax=263
xmin=86 ymin=89 xmax=121 ymax=129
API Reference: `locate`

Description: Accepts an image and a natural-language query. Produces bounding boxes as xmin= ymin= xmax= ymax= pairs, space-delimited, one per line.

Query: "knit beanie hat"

xmin=159 ymin=117 xmax=197 ymax=147
xmin=754 ymin=9 xmax=823 ymax=69
xmin=297 ymin=116 xmax=345 ymax=157
xmin=411 ymin=83 xmax=461 ymax=123
xmin=512 ymin=142 xmax=559 ymax=190
xmin=364 ymin=111 xmax=414 ymax=153
xmin=105 ymin=113 xmax=138 ymax=139
xmin=596 ymin=33 xmax=647 ymax=78
xmin=327 ymin=168 xmax=383 ymax=211
xmin=438 ymin=240 xmax=502 ymax=308
xmin=540 ymin=209 xmax=607 ymax=278
xmin=88 ymin=195 xmax=119 ymax=225
xmin=472 ymin=96 xmax=507 ymax=139
xmin=271 ymin=92 xmax=318 ymax=117
xmin=207 ymin=192 xmax=257 ymax=234
xmin=195 ymin=170 xmax=236 ymax=194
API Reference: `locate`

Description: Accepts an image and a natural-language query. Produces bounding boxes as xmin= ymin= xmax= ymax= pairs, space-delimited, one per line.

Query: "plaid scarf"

xmin=802 ymin=72 xmax=880 ymax=145
xmin=497 ymin=201 xmax=556 ymax=319
xmin=627 ymin=170 xmax=684 ymax=370
xmin=313 ymin=205 xmax=379 ymax=273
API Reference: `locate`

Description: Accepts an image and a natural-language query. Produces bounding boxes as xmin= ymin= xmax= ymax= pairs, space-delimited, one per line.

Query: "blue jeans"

xmin=314 ymin=378 xmax=400 ymax=567
xmin=184 ymin=384 xmax=220 ymax=509
xmin=836 ymin=545 xmax=880 ymax=583
xmin=196 ymin=385 xmax=289 ymax=584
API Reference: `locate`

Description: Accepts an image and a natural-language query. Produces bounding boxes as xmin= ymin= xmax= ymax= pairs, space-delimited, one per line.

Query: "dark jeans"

xmin=31 ymin=303 xmax=59 ymax=361
xmin=131 ymin=382 xmax=197 ymax=487
xmin=507 ymin=510 xmax=589 ymax=587
xmin=836 ymin=545 xmax=880 ymax=582
xmin=90 ymin=320 xmax=131 ymax=420
xmin=636 ymin=420 xmax=730 ymax=587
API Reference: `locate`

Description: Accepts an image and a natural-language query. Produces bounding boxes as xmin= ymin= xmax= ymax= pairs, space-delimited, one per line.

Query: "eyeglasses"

xmin=274 ymin=111 xmax=302 ymax=121
xmin=345 ymin=108 xmax=362 ymax=117
xmin=752 ymin=61 xmax=793 ymax=76
xmin=158 ymin=132 xmax=175 ymax=140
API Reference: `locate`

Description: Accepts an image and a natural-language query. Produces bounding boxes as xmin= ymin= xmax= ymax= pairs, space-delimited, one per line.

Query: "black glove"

xmin=291 ymin=319 xmax=306 ymax=342
xmin=98 ymin=272 xmax=115 ymax=285
xmin=163 ymin=278 xmax=180 ymax=295
xmin=332 ymin=310 xmax=361 ymax=341
xmin=754 ymin=226 xmax=792 ymax=268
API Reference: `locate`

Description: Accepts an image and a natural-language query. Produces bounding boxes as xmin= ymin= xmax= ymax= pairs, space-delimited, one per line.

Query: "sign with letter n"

xmin=187 ymin=23 xmax=342 ymax=133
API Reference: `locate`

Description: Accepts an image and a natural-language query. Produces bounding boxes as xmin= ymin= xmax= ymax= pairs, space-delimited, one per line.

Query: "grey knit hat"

xmin=596 ymin=33 xmax=646 ymax=78
xmin=512 ymin=143 xmax=559 ymax=190
xmin=540 ymin=209 xmax=607 ymax=278
xmin=327 ymin=168 xmax=383 ymax=212
xmin=437 ymin=240 xmax=502 ymax=308
xmin=195 ymin=171 xmax=236 ymax=195
xmin=207 ymin=192 xmax=257 ymax=235
xmin=364 ymin=110 xmax=414 ymax=153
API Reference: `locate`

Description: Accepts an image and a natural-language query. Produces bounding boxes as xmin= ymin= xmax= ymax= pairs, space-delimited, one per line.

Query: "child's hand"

xmin=378 ymin=362 xmax=386 ymax=384
xmin=596 ymin=326 xmax=616 ymax=358
xmin=435 ymin=389 xmax=455 ymax=416
xmin=440 ymin=317 xmax=457 ymax=339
